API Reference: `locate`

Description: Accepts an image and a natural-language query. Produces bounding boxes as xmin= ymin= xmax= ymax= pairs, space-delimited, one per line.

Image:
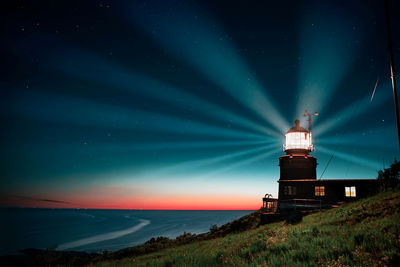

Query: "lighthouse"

xmin=275 ymin=111 xmax=377 ymax=205
xmin=278 ymin=110 xmax=318 ymax=201
xmin=279 ymin=117 xmax=317 ymax=181
xmin=261 ymin=111 xmax=379 ymax=221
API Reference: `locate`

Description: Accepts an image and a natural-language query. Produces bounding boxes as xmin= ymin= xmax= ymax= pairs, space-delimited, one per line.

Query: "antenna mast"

xmin=385 ymin=0 xmax=400 ymax=149
xmin=304 ymin=110 xmax=318 ymax=150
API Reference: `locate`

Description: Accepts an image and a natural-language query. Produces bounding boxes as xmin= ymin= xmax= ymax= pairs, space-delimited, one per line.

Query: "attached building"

xmin=273 ymin=118 xmax=378 ymax=210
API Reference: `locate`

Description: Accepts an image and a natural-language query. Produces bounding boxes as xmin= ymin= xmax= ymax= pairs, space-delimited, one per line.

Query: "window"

xmin=345 ymin=186 xmax=356 ymax=197
xmin=284 ymin=186 xmax=296 ymax=196
xmin=315 ymin=186 xmax=325 ymax=196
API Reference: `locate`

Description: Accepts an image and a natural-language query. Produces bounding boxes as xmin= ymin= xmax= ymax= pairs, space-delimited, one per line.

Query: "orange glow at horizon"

xmin=0 ymin=193 xmax=261 ymax=210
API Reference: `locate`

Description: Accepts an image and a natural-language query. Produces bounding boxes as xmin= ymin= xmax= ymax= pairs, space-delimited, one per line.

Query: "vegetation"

xmin=103 ymin=209 xmax=262 ymax=261
xmin=93 ymin=189 xmax=400 ymax=266
xmin=378 ymin=158 xmax=400 ymax=191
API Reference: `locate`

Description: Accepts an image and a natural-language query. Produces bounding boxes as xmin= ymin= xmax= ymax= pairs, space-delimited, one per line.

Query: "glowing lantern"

xmin=284 ymin=120 xmax=313 ymax=153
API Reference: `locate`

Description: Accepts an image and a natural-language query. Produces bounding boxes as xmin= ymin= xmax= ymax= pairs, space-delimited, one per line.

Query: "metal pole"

xmin=304 ymin=110 xmax=312 ymax=133
xmin=385 ymin=0 xmax=400 ymax=149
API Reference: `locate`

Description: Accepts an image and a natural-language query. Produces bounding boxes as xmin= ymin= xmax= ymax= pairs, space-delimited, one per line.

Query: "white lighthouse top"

xmin=284 ymin=120 xmax=313 ymax=152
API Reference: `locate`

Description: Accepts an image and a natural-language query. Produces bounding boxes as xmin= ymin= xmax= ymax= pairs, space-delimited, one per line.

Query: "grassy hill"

xmin=95 ymin=190 xmax=400 ymax=266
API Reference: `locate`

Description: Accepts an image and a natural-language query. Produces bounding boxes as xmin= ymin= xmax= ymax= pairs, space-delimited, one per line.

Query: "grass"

xmin=95 ymin=190 xmax=400 ymax=266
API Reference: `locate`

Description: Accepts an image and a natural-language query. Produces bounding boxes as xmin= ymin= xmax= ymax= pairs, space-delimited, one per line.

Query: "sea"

xmin=0 ymin=208 xmax=253 ymax=255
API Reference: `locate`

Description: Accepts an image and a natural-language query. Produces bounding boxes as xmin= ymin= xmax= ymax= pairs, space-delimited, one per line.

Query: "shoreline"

xmin=0 ymin=209 xmax=254 ymax=256
xmin=0 ymin=210 xmax=263 ymax=266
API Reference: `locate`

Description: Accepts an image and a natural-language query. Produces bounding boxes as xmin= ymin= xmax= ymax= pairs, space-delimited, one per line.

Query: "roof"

xmin=262 ymin=197 xmax=278 ymax=201
xmin=287 ymin=120 xmax=308 ymax=133
xmin=278 ymin=179 xmax=377 ymax=182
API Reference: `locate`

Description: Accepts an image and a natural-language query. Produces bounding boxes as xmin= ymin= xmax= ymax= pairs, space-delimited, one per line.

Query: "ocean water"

xmin=0 ymin=209 xmax=253 ymax=255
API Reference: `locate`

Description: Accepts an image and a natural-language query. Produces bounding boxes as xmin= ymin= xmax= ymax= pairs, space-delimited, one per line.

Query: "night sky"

xmin=1 ymin=0 xmax=399 ymax=209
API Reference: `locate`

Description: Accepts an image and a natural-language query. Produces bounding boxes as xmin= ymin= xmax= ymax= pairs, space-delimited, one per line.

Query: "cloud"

xmin=11 ymin=195 xmax=71 ymax=204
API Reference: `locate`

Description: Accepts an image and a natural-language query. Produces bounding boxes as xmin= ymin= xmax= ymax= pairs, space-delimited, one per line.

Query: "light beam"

xmin=13 ymin=90 xmax=266 ymax=140
xmin=52 ymin=50 xmax=280 ymax=137
xmin=318 ymin=145 xmax=381 ymax=170
xmin=128 ymin=1 xmax=290 ymax=132
xmin=296 ymin=2 xmax=365 ymax=120
xmin=313 ymin=83 xmax=391 ymax=136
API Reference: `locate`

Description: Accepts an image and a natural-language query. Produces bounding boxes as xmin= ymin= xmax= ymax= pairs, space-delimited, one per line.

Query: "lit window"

xmin=345 ymin=186 xmax=356 ymax=197
xmin=284 ymin=186 xmax=296 ymax=196
xmin=315 ymin=186 xmax=325 ymax=196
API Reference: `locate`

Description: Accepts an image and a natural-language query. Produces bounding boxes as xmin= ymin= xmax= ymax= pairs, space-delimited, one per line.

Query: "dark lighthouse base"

xmin=279 ymin=154 xmax=317 ymax=180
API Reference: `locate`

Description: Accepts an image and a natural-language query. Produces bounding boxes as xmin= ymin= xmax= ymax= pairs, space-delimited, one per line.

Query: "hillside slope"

xmin=97 ymin=190 xmax=400 ymax=266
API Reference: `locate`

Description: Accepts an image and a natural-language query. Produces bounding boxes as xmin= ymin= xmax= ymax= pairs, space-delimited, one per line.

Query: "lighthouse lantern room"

xmin=284 ymin=120 xmax=312 ymax=153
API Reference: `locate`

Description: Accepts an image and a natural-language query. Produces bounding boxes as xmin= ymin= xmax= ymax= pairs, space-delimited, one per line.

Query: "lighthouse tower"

xmin=279 ymin=116 xmax=317 ymax=181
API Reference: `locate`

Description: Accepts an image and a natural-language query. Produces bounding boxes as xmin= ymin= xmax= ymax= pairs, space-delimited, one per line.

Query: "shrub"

xmin=378 ymin=158 xmax=400 ymax=191
xmin=209 ymin=224 xmax=219 ymax=233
